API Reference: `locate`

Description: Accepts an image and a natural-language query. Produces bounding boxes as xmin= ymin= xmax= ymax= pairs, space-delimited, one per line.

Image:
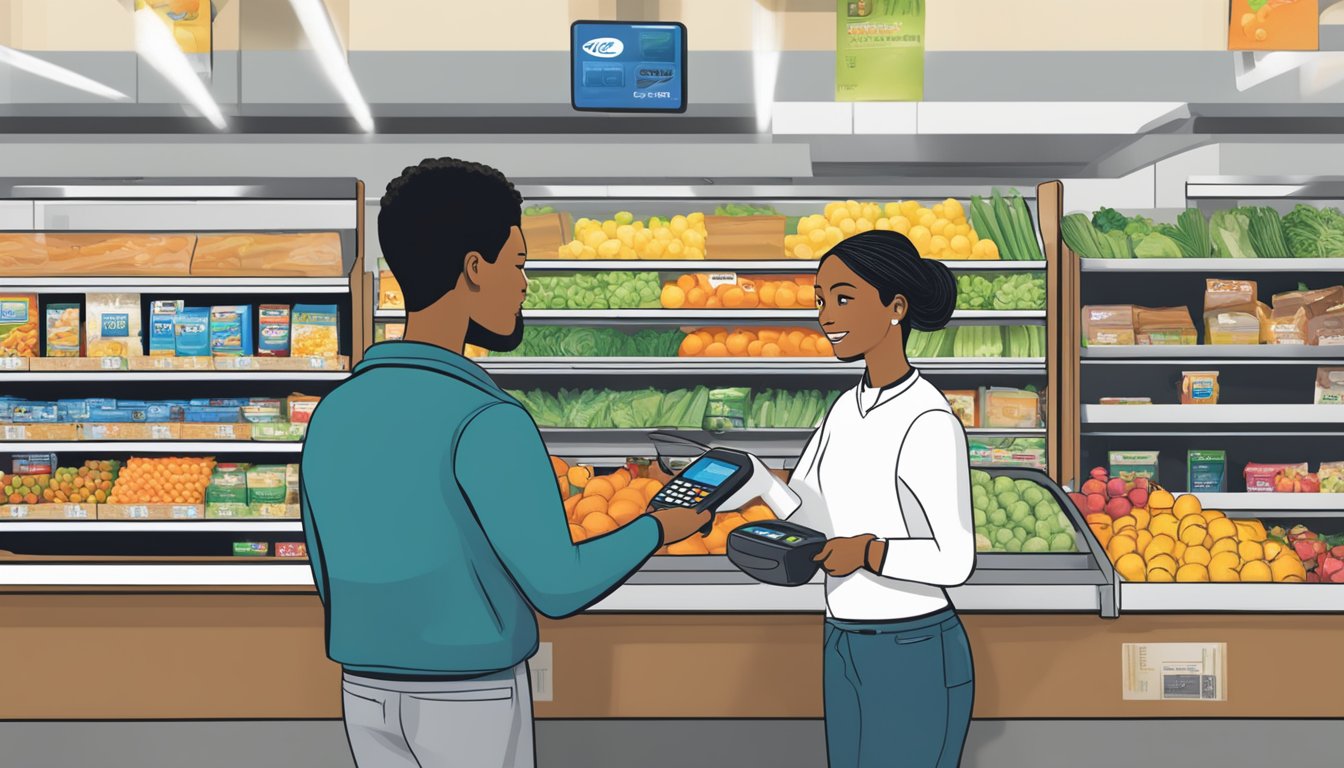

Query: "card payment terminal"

xmin=648 ymin=448 xmax=754 ymax=534
xmin=726 ymin=521 xmax=828 ymax=586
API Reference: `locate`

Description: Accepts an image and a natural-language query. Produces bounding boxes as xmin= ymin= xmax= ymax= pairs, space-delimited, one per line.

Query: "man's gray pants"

xmin=341 ymin=664 xmax=534 ymax=768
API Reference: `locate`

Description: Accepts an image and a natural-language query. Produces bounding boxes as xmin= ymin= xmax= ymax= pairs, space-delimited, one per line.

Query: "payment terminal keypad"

xmin=651 ymin=477 xmax=713 ymax=509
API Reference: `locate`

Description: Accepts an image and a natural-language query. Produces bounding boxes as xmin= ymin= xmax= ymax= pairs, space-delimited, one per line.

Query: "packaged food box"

xmin=11 ymin=453 xmax=56 ymax=475
xmin=1082 ymin=305 xmax=1135 ymax=346
xmin=206 ymin=464 xmax=250 ymax=505
xmin=44 ymin=304 xmax=82 ymax=357
xmin=250 ymin=423 xmax=306 ymax=441
xmin=287 ymin=394 xmax=320 ymax=424
xmin=980 ymin=388 xmax=1040 ymax=429
xmin=704 ymin=387 xmax=750 ymax=432
xmin=179 ymin=423 xmax=251 ymax=441
xmin=1188 ymin=450 xmax=1227 ymax=493
xmin=1309 ymin=311 xmax=1344 ymax=346
xmin=82 ymin=423 xmax=173 ymax=441
xmin=182 ymin=405 xmax=242 ymax=423
xmin=374 ymin=322 xmax=405 ymax=343
xmin=1109 ymin=451 xmax=1159 ymax=483
xmin=1244 ymin=462 xmax=1309 ymax=493
xmin=968 ymin=439 xmax=1045 ymax=469
xmin=275 ymin=541 xmax=308 ymax=559
xmin=257 ymin=304 xmax=291 ymax=357
xmin=173 ymin=307 xmax=210 ymax=357
xmin=378 ymin=260 xmax=404 ymax=310
xmin=189 ymin=398 xmax=250 ymax=407
xmin=232 ymin=542 xmax=269 ymax=557
xmin=1206 ymin=312 xmax=1261 ymax=345
xmin=149 ymin=300 xmax=183 ymax=356
xmin=246 ymin=466 xmax=289 ymax=505
xmin=1319 ymin=462 xmax=1344 ymax=494
xmin=10 ymin=403 xmax=58 ymax=423
xmin=210 ymin=305 xmax=253 ymax=357
xmin=240 ymin=399 xmax=285 ymax=424
xmin=0 ymin=294 xmax=39 ymax=358
xmin=1316 ymin=368 xmax=1344 ymax=405
xmin=1180 ymin=371 xmax=1221 ymax=405
xmin=1135 ymin=307 xmax=1197 ymax=346
xmin=85 ymin=293 xmax=142 ymax=357
xmin=286 ymin=463 xmax=300 ymax=504
xmin=292 ymin=304 xmax=339 ymax=358
xmin=1205 ymin=279 xmax=1258 ymax=317
xmin=943 ymin=390 xmax=978 ymax=428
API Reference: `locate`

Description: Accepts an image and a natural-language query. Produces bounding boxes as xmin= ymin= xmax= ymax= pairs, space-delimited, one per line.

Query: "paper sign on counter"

xmin=1122 ymin=643 xmax=1226 ymax=701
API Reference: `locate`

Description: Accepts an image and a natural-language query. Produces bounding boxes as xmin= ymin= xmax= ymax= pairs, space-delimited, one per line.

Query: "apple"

xmin=1127 ymin=488 xmax=1149 ymax=508
xmin=1293 ymin=539 xmax=1317 ymax=561
xmin=1134 ymin=477 xmax=1150 ymax=491
xmin=1105 ymin=497 xmax=1133 ymax=520
xmin=1067 ymin=492 xmax=1089 ymax=511
xmin=1106 ymin=478 xmax=1128 ymax=498
xmin=1301 ymin=474 xmax=1321 ymax=493
xmin=1307 ymin=571 xmax=1322 ymax=583
xmin=1086 ymin=494 xmax=1106 ymax=514
xmin=1081 ymin=479 xmax=1105 ymax=496
xmin=1331 ymin=569 xmax=1344 ymax=584
xmin=1320 ymin=557 xmax=1344 ymax=579
xmin=1332 ymin=545 xmax=1344 ymax=559
xmin=1090 ymin=467 xmax=1109 ymax=481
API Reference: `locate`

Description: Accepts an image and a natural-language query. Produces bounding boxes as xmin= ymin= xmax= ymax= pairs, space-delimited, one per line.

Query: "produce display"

xmin=970 ymin=437 xmax=1047 ymax=470
xmin=678 ymin=328 xmax=833 ymax=358
xmin=660 ymin=274 xmax=813 ymax=310
xmin=967 ymin=189 xmax=1045 ymax=262
xmin=908 ymin=325 xmax=1046 ymax=358
xmin=559 ymin=212 xmax=709 ymax=261
xmin=509 ymin=387 xmax=841 ymax=430
xmin=955 ymin=272 xmax=1046 ymax=311
xmin=785 ymin=198 xmax=1007 ymax=261
xmin=1064 ymin=204 xmax=1344 ymax=259
xmin=0 ymin=395 xmax=316 ymax=442
xmin=972 ymin=470 xmax=1079 ymax=553
xmin=551 ymin=456 xmax=776 ymax=554
xmin=48 ymin=461 xmax=120 ymax=504
xmin=488 ymin=327 xmax=683 ymax=358
xmin=106 ymin=456 xmax=217 ymax=505
xmin=524 ymin=272 xmax=662 ymax=310
xmin=1269 ymin=525 xmax=1344 ymax=584
xmin=1072 ymin=466 xmax=1308 ymax=583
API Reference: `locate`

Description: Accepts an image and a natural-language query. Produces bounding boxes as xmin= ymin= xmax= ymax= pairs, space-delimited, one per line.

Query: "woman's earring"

xmin=890 ymin=319 xmax=901 ymax=325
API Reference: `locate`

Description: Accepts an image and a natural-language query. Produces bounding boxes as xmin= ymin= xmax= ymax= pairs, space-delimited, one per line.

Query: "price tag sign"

xmin=6 ymin=505 xmax=27 ymax=519
xmin=127 ymin=506 xmax=150 ymax=519
xmin=66 ymin=505 xmax=90 ymax=519
xmin=151 ymin=425 xmax=173 ymax=440
xmin=4 ymin=426 xmax=26 ymax=440
xmin=172 ymin=505 xmax=199 ymax=519
xmin=0 ymin=357 xmax=26 ymax=370
xmin=99 ymin=356 xmax=123 ymax=370
xmin=86 ymin=425 xmax=109 ymax=440
xmin=308 ymin=356 xmax=325 ymax=369
xmin=708 ymin=273 xmax=738 ymax=289
xmin=154 ymin=357 xmax=174 ymax=369
xmin=216 ymin=425 xmax=237 ymax=439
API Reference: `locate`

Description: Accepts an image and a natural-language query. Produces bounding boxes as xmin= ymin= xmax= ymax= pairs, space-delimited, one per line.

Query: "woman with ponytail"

xmin=786 ymin=229 xmax=976 ymax=767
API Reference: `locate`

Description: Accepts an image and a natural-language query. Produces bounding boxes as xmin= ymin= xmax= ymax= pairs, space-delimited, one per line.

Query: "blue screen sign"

xmin=571 ymin=21 xmax=687 ymax=113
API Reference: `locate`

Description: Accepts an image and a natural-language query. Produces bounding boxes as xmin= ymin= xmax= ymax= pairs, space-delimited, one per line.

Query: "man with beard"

xmin=300 ymin=158 xmax=709 ymax=768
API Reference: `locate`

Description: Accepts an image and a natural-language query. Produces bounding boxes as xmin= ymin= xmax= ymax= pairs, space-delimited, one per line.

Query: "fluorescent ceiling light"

xmin=288 ymin=0 xmax=374 ymax=133
xmin=134 ymin=8 xmax=226 ymax=130
xmin=0 ymin=45 xmax=128 ymax=101
xmin=752 ymin=3 xmax=780 ymax=133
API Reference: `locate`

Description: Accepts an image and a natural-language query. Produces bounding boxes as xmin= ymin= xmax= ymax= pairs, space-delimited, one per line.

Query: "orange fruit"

xmin=759 ymin=283 xmax=778 ymax=306
xmin=582 ymin=512 xmax=619 ymax=537
xmin=704 ymin=342 xmax=729 ymax=357
xmin=702 ymin=525 xmax=731 ymax=551
xmin=742 ymin=290 xmax=760 ymax=308
xmin=799 ymin=336 xmax=819 ymax=355
xmin=611 ymin=487 xmax=646 ymax=509
xmin=679 ymin=334 xmax=705 ymax=356
xmin=742 ymin=505 xmax=775 ymax=522
xmin=564 ymin=494 xmax=583 ymax=521
xmin=584 ymin=477 xmax=616 ymax=500
xmin=1148 ymin=488 xmax=1175 ymax=510
xmin=575 ymin=496 xmax=608 ymax=520
xmin=796 ymin=285 xmax=816 ymax=308
xmin=607 ymin=469 xmax=631 ymax=491
xmin=716 ymin=512 xmax=748 ymax=532
xmin=608 ymin=499 xmax=644 ymax=526
xmin=706 ymin=297 xmax=722 ymax=308
xmin=661 ymin=284 xmax=687 ymax=309
xmin=775 ymin=287 xmax=797 ymax=307
xmin=747 ymin=340 xmax=765 ymax=356
xmin=557 ymin=476 xmax=570 ymax=499
xmin=761 ymin=343 xmax=782 ymax=357
xmin=714 ymin=331 xmax=729 ymax=343
xmin=676 ymin=274 xmax=696 ymax=292
xmin=815 ymin=338 xmax=833 ymax=357
xmin=667 ymin=537 xmax=710 ymax=555
xmin=726 ymin=334 xmax=750 ymax=356
xmin=569 ymin=524 xmax=588 ymax=543
xmin=687 ymin=287 xmax=708 ymax=307
xmin=1173 ymin=495 xmax=1202 ymax=519
xmin=723 ymin=287 xmax=746 ymax=308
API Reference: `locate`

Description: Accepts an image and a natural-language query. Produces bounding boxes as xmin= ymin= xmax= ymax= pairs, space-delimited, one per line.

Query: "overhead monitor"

xmin=570 ymin=21 xmax=687 ymax=113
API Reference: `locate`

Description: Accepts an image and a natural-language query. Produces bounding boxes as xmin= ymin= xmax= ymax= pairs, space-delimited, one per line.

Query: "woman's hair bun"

xmin=822 ymin=230 xmax=959 ymax=333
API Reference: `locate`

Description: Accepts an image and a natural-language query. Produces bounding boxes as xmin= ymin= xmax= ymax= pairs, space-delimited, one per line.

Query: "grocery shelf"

xmin=1119 ymin=583 xmax=1344 ymax=613
xmin=1186 ymin=176 xmax=1344 ymax=200
xmin=0 ymin=371 xmax=350 ymax=382
xmin=3 ymin=276 xmax=351 ymax=293
xmin=1082 ymin=404 xmax=1344 ymax=425
xmin=0 ymin=521 xmax=304 ymax=532
xmin=1082 ymin=345 xmax=1344 ymax=362
xmin=524 ymin=260 xmax=1046 ymax=273
xmin=374 ymin=308 xmax=1045 ymax=323
xmin=0 ymin=563 xmax=314 ymax=587
xmin=1180 ymin=493 xmax=1344 ymax=512
xmin=481 ymin=357 xmax=1046 ymax=376
xmin=0 ymin=441 xmax=302 ymax=453
xmin=1081 ymin=257 xmax=1344 ymax=272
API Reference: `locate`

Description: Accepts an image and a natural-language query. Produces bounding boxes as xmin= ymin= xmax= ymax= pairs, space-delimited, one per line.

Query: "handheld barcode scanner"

xmin=649 ymin=433 xmax=821 ymax=585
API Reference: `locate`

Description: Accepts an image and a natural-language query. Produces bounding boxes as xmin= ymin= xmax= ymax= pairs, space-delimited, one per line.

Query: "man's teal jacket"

xmin=301 ymin=341 xmax=660 ymax=677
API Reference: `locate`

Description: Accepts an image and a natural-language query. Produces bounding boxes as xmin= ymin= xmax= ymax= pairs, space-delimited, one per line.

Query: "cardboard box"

xmin=192 ymin=233 xmax=343 ymax=277
xmin=275 ymin=541 xmax=307 ymax=558
xmin=1083 ymin=305 xmax=1136 ymax=346
xmin=0 ymin=294 xmax=39 ymax=358
xmin=287 ymin=395 xmax=320 ymax=424
xmin=246 ymin=466 xmax=288 ymax=506
xmin=250 ymin=423 xmax=306 ymax=441
xmin=98 ymin=503 xmax=203 ymax=520
xmin=173 ymin=307 xmax=210 ymax=357
xmin=85 ymin=293 xmax=142 ymax=357
xmin=943 ymin=390 xmax=978 ymax=428
xmin=210 ymin=305 xmax=254 ymax=357
xmin=206 ymin=463 xmax=250 ymax=505
xmin=285 ymin=464 xmax=299 ymax=504
xmin=704 ymin=215 xmax=787 ymax=261
xmin=1109 ymin=451 xmax=1160 ymax=483
xmin=149 ymin=300 xmax=183 ymax=356
xmin=44 ymin=304 xmax=82 ymax=357
xmin=28 ymin=356 xmax=127 ymax=371
xmin=0 ymin=424 xmax=79 ymax=441
xmin=257 ymin=304 xmax=291 ymax=357
xmin=521 ymin=212 xmax=575 ymax=260
xmin=292 ymin=304 xmax=339 ymax=358
xmin=1 ymin=503 xmax=94 ymax=520
xmin=241 ymin=399 xmax=285 ymax=424
xmin=9 ymin=402 xmax=59 ymax=423
xmin=81 ymin=423 xmax=179 ymax=441
xmin=1316 ymin=368 xmax=1344 ymax=405
xmin=179 ymin=423 xmax=252 ymax=441
xmin=182 ymin=406 xmax=242 ymax=423
xmin=128 ymin=356 xmax=213 ymax=371
xmin=980 ymin=388 xmax=1041 ymax=429
xmin=233 ymin=541 xmax=270 ymax=557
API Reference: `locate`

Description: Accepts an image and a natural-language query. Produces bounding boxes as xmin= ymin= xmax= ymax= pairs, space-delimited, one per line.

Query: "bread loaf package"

xmin=1083 ymin=305 xmax=1136 ymax=346
xmin=192 ymin=233 xmax=343 ymax=276
xmin=0 ymin=234 xmax=193 ymax=276
xmin=1135 ymin=306 xmax=1197 ymax=345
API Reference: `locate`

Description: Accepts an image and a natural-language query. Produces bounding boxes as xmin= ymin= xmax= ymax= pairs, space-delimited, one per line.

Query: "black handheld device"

xmin=727 ymin=520 xmax=829 ymax=587
xmin=647 ymin=448 xmax=754 ymax=535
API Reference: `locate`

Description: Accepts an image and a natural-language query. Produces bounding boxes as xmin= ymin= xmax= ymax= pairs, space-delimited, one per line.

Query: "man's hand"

xmin=650 ymin=506 xmax=712 ymax=545
xmin=814 ymin=534 xmax=879 ymax=577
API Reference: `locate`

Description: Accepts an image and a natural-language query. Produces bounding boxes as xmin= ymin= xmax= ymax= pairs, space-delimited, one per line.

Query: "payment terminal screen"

xmin=571 ymin=21 xmax=686 ymax=112
xmin=682 ymin=458 xmax=737 ymax=487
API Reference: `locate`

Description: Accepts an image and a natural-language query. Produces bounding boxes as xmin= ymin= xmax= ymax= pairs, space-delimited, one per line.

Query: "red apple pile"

xmin=1271 ymin=525 xmax=1344 ymax=583
xmin=1068 ymin=466 xmax=1149 ymax=521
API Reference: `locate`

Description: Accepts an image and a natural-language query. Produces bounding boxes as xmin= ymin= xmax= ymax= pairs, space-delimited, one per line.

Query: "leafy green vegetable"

xmin=1209 ymin=210 xmax=1257 ymax=259
xmin=1155 ymin=208 xmax=1211 ymax=259
xmin=1091 ymin=208 xmax=1128 ymax=234
xmin=713 ymin=203 xmax=782 ymax=217
xmin=956 ymin=274 xmax=995 ymax=310
xmin=1283 ymin=204 xmax=1344 ymax=258
xmin=1123 ymin=215 xmax=1154 ymax=237
xmin=1239 ymin=206 xmax=1290 ymax=259
xmin=495 ymin=326 xmax=683 ymax=358
xmin=1133 ymin=232 xmax=1182 ymax=259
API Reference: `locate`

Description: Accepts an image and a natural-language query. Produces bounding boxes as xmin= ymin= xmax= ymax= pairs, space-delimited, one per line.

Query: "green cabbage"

xmin=1283 ymin=204 xmax=1344 ymax=258
xmin=1209 ymin=210 xmax=1257 ymax=259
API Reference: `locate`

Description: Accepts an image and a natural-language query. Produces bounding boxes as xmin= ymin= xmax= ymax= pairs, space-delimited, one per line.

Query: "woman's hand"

xmin=814 ymin=534 xmax=879 ymax=577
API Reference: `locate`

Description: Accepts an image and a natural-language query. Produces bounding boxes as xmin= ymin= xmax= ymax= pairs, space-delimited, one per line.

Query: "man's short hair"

xmin=378 ymin=158 xmax=524 ymax=312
